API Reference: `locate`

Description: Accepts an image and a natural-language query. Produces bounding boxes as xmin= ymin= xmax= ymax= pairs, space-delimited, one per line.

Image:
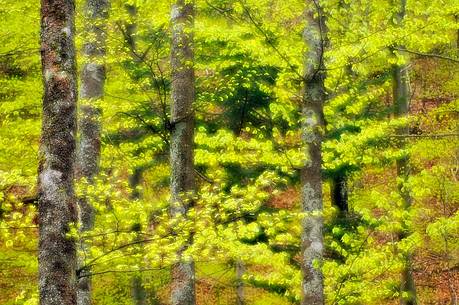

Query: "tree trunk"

xmin=121 ymin=5 xmax=152 ymax=304
xmin=132 ymin=273 xmax=147 ymax=305
xmin=391 ymin=1 xmax=417 ymax=304
xmin=235 ymin=261 xmax=245 ymax=305
xmin=330 ymin=173 xmax=349 ymax=214
xmin=455 ymin=15 xmax=459 ymax=51
xmin=129 ymin=166 xmax=145 ymax=199
xmin=300 ymin=1 xmax=327 ymax=304
xmin=38 ymin=1 xmax=78 ymax=305
xmin=393 ymin=61 xmax=417 ymax=305
xmin=169 ymin=1 xmax=196 ymax=305
xmin=124 ymin=3 xmax=137 ymax=51
xmin=131 ymin=225 xmax=149 ymax=305
xmin=76 ymin=1 xmax=109 ymax=304
xmin=117 ymin=6 xmax=153 ymax=304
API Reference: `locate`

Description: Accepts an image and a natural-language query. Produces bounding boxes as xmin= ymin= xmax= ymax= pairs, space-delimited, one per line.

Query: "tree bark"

xmin=38 ymin=1 xmax=78 ymax=305
xmin=455 ymin=15 xmax=459 ymax=51
xmin=76 ymin=1 xmax=109 ymax=305
xmin=392 ymin=1 xmax=417 ymax=304
xmin=393 ymin=59 xmax=417 ymax=305
xmin=300 ymin=1 xmax=327 ymax=304
xmin=235 ymin=261 xmax=245 ymax=305
xmin=169 ymin=1 xmax=196 ymax=305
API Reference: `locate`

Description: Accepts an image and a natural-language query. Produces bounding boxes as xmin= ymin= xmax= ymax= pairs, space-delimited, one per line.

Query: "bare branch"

xmin=394 ymin=47 xmax=459 ymax=64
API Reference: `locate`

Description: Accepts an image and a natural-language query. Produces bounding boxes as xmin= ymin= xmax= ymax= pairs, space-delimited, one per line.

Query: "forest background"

xmin=0 ymin=0 xmax=458 ymax=305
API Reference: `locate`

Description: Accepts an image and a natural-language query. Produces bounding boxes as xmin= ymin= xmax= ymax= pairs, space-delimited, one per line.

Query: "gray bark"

xmin=393 ymin=55 xmax=417 ymax=305
xmin=391 ymin=1 xmax=417 ymax=305
xmin=300 ymin=1 xmax=326 ymax=305
xmin=38 ymin=1 xmax=78 ymax=305
xmin=76 ymin=1 xmax=109 ymax=305
xmin=170 ymin=1 xmax=196 ymax=305
xmin=235 ymin=261 xmax=245 ymax=305
xmin=393 ymin=61 xmax=417 ymax=305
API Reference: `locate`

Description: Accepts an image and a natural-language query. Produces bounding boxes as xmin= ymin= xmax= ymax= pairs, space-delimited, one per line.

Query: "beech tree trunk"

xmin=76 ymin=1 xmax=109 ymax=305
xmin=38 ymin=1 xmax=78 ymax=305
xmin=300 ymin=1 xmax=326 ymax=304
xmin=393 ymin=62 xmax=416 ymax=305
xmin=235 ymin=261 xmax=246 ymax=305
xmin=170 ymin=1 xmax=196 ymax=305
xmin=393 ymin=60 xmax=417 ymax=305
xmin=392 ymin=1 xmax=417 ymax=304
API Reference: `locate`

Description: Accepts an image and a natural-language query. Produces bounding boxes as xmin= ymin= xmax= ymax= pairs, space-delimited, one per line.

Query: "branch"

xmin=80 ymin=266 xmax=165 ymax=278
xmin=208 ymin=0 xmax=304 ymax=81
xmin=77 ymin=237 xmax=157 ymax=274
xmin=390 ymin=133 xmax=459 ymax=139
xmin=394 ymin=48 xmax=459 ymax=64
xmin=194 ymin=169 xmax=214 ymax=184
xmin=0 ymin=226 xmax=38 ymax=230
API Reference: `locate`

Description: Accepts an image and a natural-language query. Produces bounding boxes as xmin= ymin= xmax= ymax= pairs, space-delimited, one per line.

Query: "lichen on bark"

xmin=169 ymin=1 xmax=197 ymax=305
xmin=300 ymin=1 xmax=327 ymax=304
xmin=38 ymin=1 xmax=78 ymax=305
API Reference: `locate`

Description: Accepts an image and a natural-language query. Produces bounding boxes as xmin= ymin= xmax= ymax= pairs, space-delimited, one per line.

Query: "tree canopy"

xmin=0 ymin=0 xmax=458 ymax=305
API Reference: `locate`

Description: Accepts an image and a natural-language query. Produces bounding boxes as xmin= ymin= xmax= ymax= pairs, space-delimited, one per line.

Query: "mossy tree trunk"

xmin=300 ymin=1 xmax=327 ymax=304
xmin=38 ymin=0 xmax=78 ymax=305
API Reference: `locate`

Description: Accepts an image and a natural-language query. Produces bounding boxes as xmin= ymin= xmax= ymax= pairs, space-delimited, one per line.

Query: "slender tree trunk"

xmin=38 ymin=1 xmax=78 ymax=305
xmin=393 ymin=2 xmax=416 ymax=305
xmin=300 ymin=1 xmax=326 ymax=304
xmin=235 ymin=261 xmax=245 ymax=305
xmin=170 ymin=1 xmax=196 ymax=305
xmin=117 ymin=6 xmax=154 ymax=304
xmin=125 ymin=3 xmax=137 ymax=51
xmin=131 ymin=225 xmax=150 ymax=305
xmin=391 ymin=1 xmax=417 ymax=304
xmin=393 ymin=62 xmax=417 ymax=305
xmin=129 ymin=166 xmax=145 ymax=199
xmin=455 ymin=15 xmax=459 ymax=51
xmin=330 ymin=173 xmax=348 ymax=214
xmin=76 ymin=1 xmax=109 ymax=304
xmin=132 ymin=273 xmax=147 ymax=305
xmin=120 ymin=5 xmax=151 ymax=304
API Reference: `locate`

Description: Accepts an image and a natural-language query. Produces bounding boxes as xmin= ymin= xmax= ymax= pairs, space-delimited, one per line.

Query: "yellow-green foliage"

xmin=0 ymin=0 xmax=458 ymax=304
